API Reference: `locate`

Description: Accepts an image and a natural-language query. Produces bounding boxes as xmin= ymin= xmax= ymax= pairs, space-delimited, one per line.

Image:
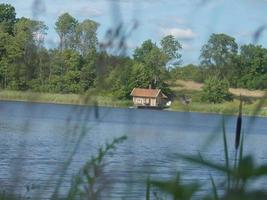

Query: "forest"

xmin=0 ymin=3 xmax=267 ymax=102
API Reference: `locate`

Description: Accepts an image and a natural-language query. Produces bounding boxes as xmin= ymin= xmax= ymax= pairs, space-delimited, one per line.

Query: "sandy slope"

xmin=172 ymin=80 xmax=266 ymax=98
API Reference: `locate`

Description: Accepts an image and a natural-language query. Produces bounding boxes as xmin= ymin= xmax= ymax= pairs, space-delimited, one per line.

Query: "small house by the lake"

xmin=130 ymin=87 xmax=168 ymax=108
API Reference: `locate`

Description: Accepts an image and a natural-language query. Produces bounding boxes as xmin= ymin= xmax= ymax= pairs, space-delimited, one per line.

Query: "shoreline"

xmin=0 ymin=90 xmax=266 ymax=117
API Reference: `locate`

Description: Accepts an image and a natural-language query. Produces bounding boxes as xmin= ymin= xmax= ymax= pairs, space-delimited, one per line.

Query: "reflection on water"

xmin=0 ymin=101 xmax=266 ymax=199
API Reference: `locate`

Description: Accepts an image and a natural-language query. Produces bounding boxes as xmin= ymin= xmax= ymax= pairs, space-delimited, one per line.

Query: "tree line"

xmin=0 ymin=3 xmax=266 ymax=101
xmin=172 ymin=33 xmax=267 ymax=90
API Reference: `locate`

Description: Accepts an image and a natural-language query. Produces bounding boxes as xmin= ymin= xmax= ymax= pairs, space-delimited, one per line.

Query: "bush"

xmin=201 ymin=77 xmax=233 ymax=103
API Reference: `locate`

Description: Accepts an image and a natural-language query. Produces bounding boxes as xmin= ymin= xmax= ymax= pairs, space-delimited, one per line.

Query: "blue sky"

xmin=3 ymin=0 xmax=267 ymax=64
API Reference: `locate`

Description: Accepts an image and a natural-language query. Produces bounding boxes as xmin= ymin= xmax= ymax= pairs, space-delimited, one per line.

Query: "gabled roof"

xmin=130 ymin=88 xmax=167 ymax=98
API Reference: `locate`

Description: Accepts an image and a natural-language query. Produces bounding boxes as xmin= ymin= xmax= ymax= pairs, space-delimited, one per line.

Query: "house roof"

xmin=130 ymin=88 xmax=167 ymax=98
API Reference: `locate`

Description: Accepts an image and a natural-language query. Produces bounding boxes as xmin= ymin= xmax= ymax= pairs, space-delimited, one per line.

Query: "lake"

xmin=0 ymin=101 xmax=266 ymax=199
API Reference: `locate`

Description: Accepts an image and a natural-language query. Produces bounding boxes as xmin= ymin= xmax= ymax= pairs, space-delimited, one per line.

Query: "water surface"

xmin=0 ymin=101 xmax=266 ymax=199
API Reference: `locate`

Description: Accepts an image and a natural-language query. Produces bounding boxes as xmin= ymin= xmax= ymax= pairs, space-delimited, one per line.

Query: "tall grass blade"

xmin=238 ymin=131 xmax=244 ymax=165
xmin=236 ymin=130 xmax=245 ymax=188
xmin=235 ymin=96 xmax=243 ymax=150
xmin=150 ymin=177 xmax=199 ymax=200
xmin=222 ymin=118 xmax=230 ymax=191
xmin=146 ymin=177 xmax=151 ymax=200
xmin=234 ymin=96 xmax=243 ymax=189
xmin=198 ymin=152 xmax=218 ymax=200
xmin=209 ymin=174 xmax=218 ymax=200
xmin=177 ymin=154 xmax=231 ymax=174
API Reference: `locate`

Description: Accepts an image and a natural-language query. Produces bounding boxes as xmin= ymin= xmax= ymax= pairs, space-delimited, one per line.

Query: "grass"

xmin=170 ymin=80 xmax=267 ymax=117
xmin=0 ymin=90 xmax=132 ymax=108
xmin=170 ymin=79 xmax=266 ymax=98
xmin=0 ymin=88 xmax=266 ymax=117
xmin=170 ymin=99 xmax=267 ymax=116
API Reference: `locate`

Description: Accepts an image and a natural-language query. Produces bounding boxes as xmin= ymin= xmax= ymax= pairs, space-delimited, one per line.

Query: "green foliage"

xmin=200 ymin=34 xmax=267 ymax=90
xmin=201 ymin=77 xmax=233 ymax=103
xmin=55 ymin=13 xmax=78 ymax=51
xmin=171 ymin=64 xmax=206 ymax=83
xmin=236 ymin=44 xmax=267 ymax=89
xmin=130 ymin=63 xmax=153 ymax=89
xmin=160 ymin=35 xmax=182 ymax=65
xmin=133 ymin=39 xmax=167 ymax=77
xmin=66 ymin=136 xmax=127 ymax=200
xmin=0 ymin=3 xmax=16 ymax=34
xmin=149 ymin=103 xmax=267 ymax=200
xmin=75 ymin=19 xmax=99 ymax=55
xmin=1 ymin=2 xmax=267 ymax=101
xmin=200 ymin=33 xmax=238 ymax=79
xmin=149 ymin=174 xmax=199 ymax=200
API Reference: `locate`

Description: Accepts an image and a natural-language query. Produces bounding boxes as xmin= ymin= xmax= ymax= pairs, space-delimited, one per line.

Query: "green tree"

xmin=133 ymin=40 xmax=157 ymax=63
xmin=200 ymin=33 xmax=238 ymax=78
xmin=130 ymin=62 xmax=153 ymax=89
xmin=106 ymin=64 xmax=133 ymax=99
xmin=0 ymin=30 xmax=12 ymax=88
xmin=237 ymin=44 xmax=267 ymax=89
xmin=30 ymin=48 xmax=51 ymax=91
xmin=0 ymin=3 xmax=16 ymax=34
xmin=133 ymin=40 xmax=167 ymax=84
xmin=201 ymin=77 xmax=233 ymax=103
xmin=49 ymin=49 xmax=90 ymax=93
xmin=80 ymin=51 xmax=98 ymax=91
xmin=75 ymin=19 xmax=99 ymax=56
xmin=1 ymin=18 xmax=46 ymax=89
xmin=6 ymin=17 xmax=47 ymax=90
xmin=160 ymin=35 xmax=182 ymax=65
xmin=171 ymin=64 xmax=206 ymax=83
xmin=55 ymin=13 xmax=78 ymax=51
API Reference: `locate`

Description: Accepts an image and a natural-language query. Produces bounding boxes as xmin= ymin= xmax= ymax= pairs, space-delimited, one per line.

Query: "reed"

xmin=66 ymin=136 xmax=127 ymax=200
xmin=235 ymin=96 xmax=243 ymax=150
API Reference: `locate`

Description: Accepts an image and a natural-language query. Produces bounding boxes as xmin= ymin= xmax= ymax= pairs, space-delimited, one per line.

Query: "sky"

xmin=3 ymin=0 xmax=267 ymax=64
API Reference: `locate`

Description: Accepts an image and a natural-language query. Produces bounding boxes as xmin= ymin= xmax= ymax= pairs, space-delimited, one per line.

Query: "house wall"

xmin=131 ymin=90 xmax=167 ymax=107
xmin=157 ymin=93 xmax=167 ymax=107
xmin=133 ymin=97 xmax=157 ymax=106
xmin=150 ymin=98 xmax=156 ymax=106
xmin=133 ymin=97 xmax=146 ymax=105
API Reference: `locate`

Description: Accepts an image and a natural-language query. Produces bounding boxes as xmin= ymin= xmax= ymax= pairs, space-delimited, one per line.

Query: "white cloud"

xmin=161 ymin=28 xmax=197 ymax=40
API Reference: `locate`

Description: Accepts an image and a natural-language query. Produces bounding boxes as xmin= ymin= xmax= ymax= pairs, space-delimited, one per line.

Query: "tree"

xmin=171 ymin=64 xmax=206 ymax=83
xmin=0 ymin=30 xmax=12 ymax=88
xmin=201 ymin=77 xmax=233 ymax=103
xmin=80 ymin=51 xmax=98 ymax=91
xmin=31 ymin=47 xmax=51 ymax=90
xmin=106 ymin=63 xmax=133 ymax=99
xmin=133 ymin=40 xmax=157 ymax=63
xmin=6 ymin=17 xmax=47 ymax=90
xmin=133 ymin=40 xmax=167 ymax=83
xmin=200 ymin=33 xmax=238 ymax=78
xmin=0 ymin=3 xmax=16 ymax=34
xmin=237 ymin=44 xmax=267 ymax=89
xmin=55 ymin=13 xmax=78 ymax=51
xmin=76 ymin=19 xmax=99 ymax=56
xmin=130 ymin=62 xmax=153 ymax=89
xmin=160 ymin=35 xmax=182 ymax=65
xmin=132 ymin=39 xmax=176 ymax=98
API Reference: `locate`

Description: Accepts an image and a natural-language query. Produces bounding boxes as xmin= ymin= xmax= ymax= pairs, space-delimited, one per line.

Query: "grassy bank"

xmin=170 ymin=99 xmax=267 ymax=116
xmin=169 ymin=80 xmax=267 ymax=116
xmin=0 ymin=90 xmax=132 ymax=108
xmin=0 ymin=90 xmax=266 ymax=116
